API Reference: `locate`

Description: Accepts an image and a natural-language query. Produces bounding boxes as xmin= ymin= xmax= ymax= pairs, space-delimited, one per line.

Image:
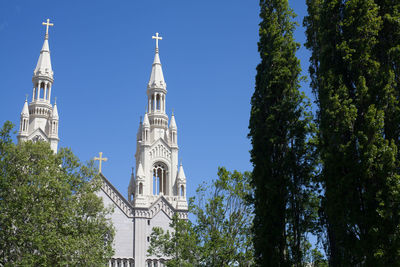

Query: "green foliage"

xmin=148 ymin=167 xmax=253 ymax=266
xmin=193 ymin=167 xmax=254 ymax=266
xmin=148 ymin=214 xmax=200 ymax=267
xmin=249 ymin=0 xmax=319 ymax=266
xmin=304 ymin=0 xmax=400 ymax=265
xmin=0 ymin=122 xmax=114 ymax=266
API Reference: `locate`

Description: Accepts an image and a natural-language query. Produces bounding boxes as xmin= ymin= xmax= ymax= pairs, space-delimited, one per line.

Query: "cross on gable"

xmin=94 ymin=152 xmax=108 ymax=173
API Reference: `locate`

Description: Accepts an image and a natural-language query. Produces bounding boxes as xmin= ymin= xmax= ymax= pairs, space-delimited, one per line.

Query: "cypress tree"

xmin=249 ymin=0 xmax=317 ymax=265
xmin=375 ymin=0 xmax=400 ymax=261
xmin=304 ymin=0 xmax=400 ymax=264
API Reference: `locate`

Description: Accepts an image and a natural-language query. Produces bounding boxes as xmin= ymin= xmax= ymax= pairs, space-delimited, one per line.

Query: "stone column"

xmin=148 ymin=98 xmax=151 ymax=113
xmin=44 ymin=82 xmax=48 ymax=101
xmin=48 ymin=85 xmax=52 ymax=102
xmin=36 ymin=81 xmax=41 ymax=100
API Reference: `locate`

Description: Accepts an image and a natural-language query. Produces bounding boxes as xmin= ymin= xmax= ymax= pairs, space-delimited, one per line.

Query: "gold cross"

xmin=42 ymin=18 xmax=54 ymax=35
xmin=94 ymin=152 xmax=108 ymax=173
xmin=152 ymin=32 xmax=163 ymax=50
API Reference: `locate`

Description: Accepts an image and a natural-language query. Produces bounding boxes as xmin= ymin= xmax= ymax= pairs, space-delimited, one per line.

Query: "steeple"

xmin=133 ymin=32 xmax=187 ymax=211
xmin=17 ymin=19 xmax=59 ymax=153
xmin=148 ymin=33 xmax=166 ymax=90
xmin=32 ymin=19 xmax=54 ymax=103
xmin=33 ymin=36 xmax=53 ymax=79
xmin=130 ymin=33 xmax=188 ymax=264
xmin=146 ymin=32 xmax=169 ymax=141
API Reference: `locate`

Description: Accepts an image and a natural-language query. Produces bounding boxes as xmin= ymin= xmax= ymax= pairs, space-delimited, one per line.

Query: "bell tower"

xmin=129 ymin=33 xmax=188 ymax=210
xmin=17 ymin=19 xmax=59 ymax=153
xmin=128 ymin=32 xmax=189 ymax=266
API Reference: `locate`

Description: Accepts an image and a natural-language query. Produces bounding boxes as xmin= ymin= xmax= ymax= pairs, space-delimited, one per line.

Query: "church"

xmin=16 ymin=20 xmax=189 ymax=267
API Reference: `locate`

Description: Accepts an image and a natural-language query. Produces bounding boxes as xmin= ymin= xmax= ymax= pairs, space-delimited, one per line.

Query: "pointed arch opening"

xmin=139 ymin=182 xmax=143 ymax=195
xmin=156 ymin=94 xmax=161 ymax=111
xmin=152 ymin=162 xmax=168 ymax=196
xmin=180 ymin=185 xmax=185 ymax=197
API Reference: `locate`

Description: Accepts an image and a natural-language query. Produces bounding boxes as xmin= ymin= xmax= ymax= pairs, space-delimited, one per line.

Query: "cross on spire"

xmin=42 ymin=18 xmax=54 ymax=39
xmin=152 ymin=32 xmax=162 ymax=52
xmin=94 ymin=152 xmax=108 ymax=173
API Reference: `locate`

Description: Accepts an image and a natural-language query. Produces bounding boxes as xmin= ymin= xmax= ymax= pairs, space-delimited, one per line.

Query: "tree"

xmin=304 ymin=0 xmax=400 ymax=265
xmin=0 ymin=121 xmax=114 ymax=266
xmin=148 ymin=167 xmax=253 ymax=266
xmin=148 ymin=214 xmax=200 ymax=267
xmin=249 ymin=0 xmax=318 ymax=266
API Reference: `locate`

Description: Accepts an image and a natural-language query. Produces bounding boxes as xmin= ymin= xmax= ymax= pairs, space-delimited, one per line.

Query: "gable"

xmin=100 ymin=174 xmax=133 ymax=218
xmin=149 ymin=138 xmax=171 ymax=161
xmin=137 ymin=196 xmax=187 ymax=220
xmin=27 ymin=127 xmax=49 ymax=142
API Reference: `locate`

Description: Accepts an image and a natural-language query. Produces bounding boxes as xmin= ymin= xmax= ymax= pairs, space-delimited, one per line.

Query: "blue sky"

xmin=0 ymin=0 xmax=311 ymax=200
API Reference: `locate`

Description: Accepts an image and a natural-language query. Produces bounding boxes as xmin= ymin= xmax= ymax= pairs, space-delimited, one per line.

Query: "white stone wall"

xmin=97 ymin=190 xmax=134 ymax=259
xmin=135 ymin=207 xmax=172 ymax=266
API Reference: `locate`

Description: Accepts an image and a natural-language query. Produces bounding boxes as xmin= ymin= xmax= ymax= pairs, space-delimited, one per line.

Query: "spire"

xmin=169 ymin=113 xmax=177 ymax=130
xmin=148 ymin=32 xmax=166 ymax=90
xmin=34 ymin=38 xmax=53 ymax=77
xmin=128 ymin=167 xmax=136 ymax=203
xmin=137 ymin=117 xmax=143 ymax=141
xmin=21 ymin=99 xmax=29 ymax=116
xmin=129 ymin=167 xmax=135 ymax=186
xmin=34 ymin=19 xmax=54 ymax=79
xmin=129 ymin=167 xmax=135 ymax=185
xmin=177 ymin=163 xmax=186 ymax=181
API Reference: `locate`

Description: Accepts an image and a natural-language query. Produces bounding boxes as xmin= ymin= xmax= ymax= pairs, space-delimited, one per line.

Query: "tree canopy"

xmin=0 ymin=121 xmax=114 ymax=266
xmin=148 ymin=167 xmax=254 ymax=267
xmin=304 ymin=0 xmax=400 ymax=265
xmin=249 ymin=0 xmax=320 ymax=266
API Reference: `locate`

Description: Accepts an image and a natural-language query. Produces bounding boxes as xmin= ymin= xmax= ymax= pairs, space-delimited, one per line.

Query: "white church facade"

xmin=17 ymin=21 xmax=188 ymax=267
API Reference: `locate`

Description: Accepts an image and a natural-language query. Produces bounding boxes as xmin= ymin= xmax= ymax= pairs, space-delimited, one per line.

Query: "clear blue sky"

xmin=0 ymin=0 xmax=311 ymax=200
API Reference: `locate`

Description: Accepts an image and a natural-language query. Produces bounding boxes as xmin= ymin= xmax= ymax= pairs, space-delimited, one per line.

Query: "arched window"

xmin=181 ymin=185 xmax=185 ymax=197
xmin=152 ymin=94 xmax=155 ymax=111
xmin=156 ymin=94 xmax=161 ymax=111
xmin=153 ymin=162 xmax=167 ymax=195
xmin=139 ymin=183 xmax=143 ymax=195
